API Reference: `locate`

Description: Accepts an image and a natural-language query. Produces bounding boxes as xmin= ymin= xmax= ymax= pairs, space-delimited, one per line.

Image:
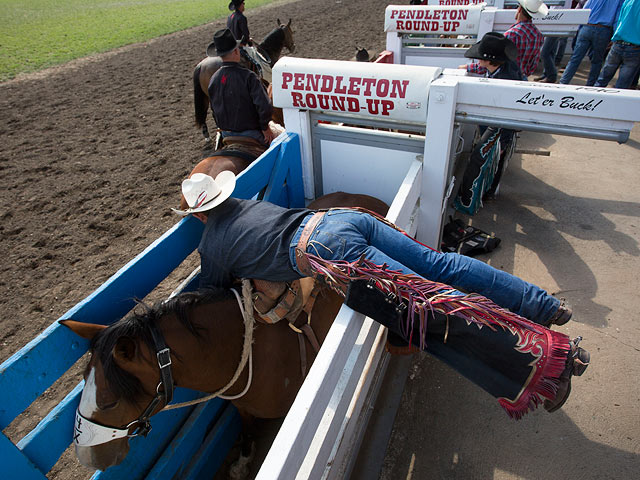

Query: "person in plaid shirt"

xmin=466 ymin=0 xmax=548 ymax=79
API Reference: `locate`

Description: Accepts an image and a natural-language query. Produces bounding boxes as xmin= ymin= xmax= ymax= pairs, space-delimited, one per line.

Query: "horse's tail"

xmin=193 ymin=64 xmax=209 ymax=130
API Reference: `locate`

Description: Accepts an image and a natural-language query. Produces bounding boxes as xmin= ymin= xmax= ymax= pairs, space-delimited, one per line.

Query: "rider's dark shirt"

xmin=198 ymin=198 xmax=310 ymax=288
xmin=208 ymin=62 xmax=273 ymax=132
xmin=227 ymin=11 xmax=250 ymax=45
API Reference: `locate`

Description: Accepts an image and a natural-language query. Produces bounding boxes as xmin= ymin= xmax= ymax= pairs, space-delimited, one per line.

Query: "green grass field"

xmin=0 ymin=0 xmax=274 ymax=82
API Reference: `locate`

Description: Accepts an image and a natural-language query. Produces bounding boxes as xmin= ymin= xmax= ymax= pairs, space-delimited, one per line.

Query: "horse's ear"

xmin=287 ymin=18 xmax=291 ymax=27
xmin=112 ymin=337 xmax=138 ymax=367
xmin=277 ymin=18 xmax=281 ymax=26
xmin=59 ymin=319 xmax=106 ymax=340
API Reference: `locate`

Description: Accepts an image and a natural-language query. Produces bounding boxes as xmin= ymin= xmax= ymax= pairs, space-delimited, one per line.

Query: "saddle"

xmin=250 ymin=277 xmax=323 ymax=376
xmin=208 ymin=136 xmax=267 ymax=163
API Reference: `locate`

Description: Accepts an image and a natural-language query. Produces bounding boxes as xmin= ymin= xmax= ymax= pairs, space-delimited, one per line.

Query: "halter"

xmin=74 ymin=287 xmax=254 ymax=447
xmin=74 ymin=321 xmax=174 ymax=447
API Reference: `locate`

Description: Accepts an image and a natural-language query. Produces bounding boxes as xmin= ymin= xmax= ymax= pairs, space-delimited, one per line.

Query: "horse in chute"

xmin=193 ymin=19 xmax=295 ymax=142
xmin=60 ymin=191 xmax=388 ymax=474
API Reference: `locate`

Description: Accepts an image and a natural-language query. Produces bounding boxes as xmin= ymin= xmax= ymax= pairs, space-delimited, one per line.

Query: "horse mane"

xmin=260 ymin=26 xmax=285 ymax=52
xmin=90 ymin=288 xmax=234 ymax=404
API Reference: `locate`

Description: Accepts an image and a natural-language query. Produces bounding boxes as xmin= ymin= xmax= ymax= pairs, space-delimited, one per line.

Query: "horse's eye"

xmin=98 ymin=400 xmax=120 ymax=410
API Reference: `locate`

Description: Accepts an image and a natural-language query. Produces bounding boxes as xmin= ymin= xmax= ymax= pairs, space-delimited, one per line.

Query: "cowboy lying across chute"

xmin=173 ymin=171 xmax=591 ymax=419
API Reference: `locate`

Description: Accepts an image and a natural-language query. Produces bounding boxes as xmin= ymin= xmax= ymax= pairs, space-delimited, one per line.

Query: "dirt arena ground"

xmin=0 ymin=0 xmax=389 ymax=477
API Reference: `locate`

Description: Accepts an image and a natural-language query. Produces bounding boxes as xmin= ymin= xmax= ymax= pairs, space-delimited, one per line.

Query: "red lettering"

xmin=347 ymin=98 xmax=359 ymax=112
xmin=291 ymin=92 xmax=305 ymax=107
xmin=305 ymin=93 xmax=317 ymax=109
xmin=399 ymin=10 xmax=406 ymax=19
xmin=317 ymin=94 xmax=330 ymax=110
xmin=396 ymin=20 xmax=404 ymax=30
xmin=330 ymin=95 xmax=345 ymax=111
xmin=433 ymin=11 xmax=441 ymax=20
xmin=281 ymin=72 xmax=293 ymax=90
xmin=361 ymin=78 xmax=376 ymax=96
xmin=390 ymin=80 xmax=409 ymax=99
xmin=293 ymin=73 xmax=304 ymax=90
xmin=347 ymin=77 xmax=362 ymax=96
xmin=334 ymin=76 xmax=347 ymax=94
xmin=321 ymin=75 xmax=333 ymax=92
xmin=366 ymin=98 xmax=380 ymax=115
xmin=381 ymin=100 xmax=394 ymax=116
xmin=376 ymin=79 xmax=390 ymax=97
xmin=305 ymin=74 xmax=320 ymax=91
xmin=390 ymin=9 xmax=399 ymax=19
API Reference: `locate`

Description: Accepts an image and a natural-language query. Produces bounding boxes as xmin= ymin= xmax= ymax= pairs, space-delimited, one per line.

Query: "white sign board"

xmin=384 ymin=5 xmax=483 ymax=35
xmin=454 ymin=77 xmax=640 ymax=123
xmin=273 ymin=57 xmax=442 ymax=123
xmin=428 ymin=0 xmax=500 ymax=5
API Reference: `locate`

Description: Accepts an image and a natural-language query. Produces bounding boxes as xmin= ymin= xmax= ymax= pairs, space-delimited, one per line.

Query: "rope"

xmin=162 ymin=281 xmax=255 ymax=410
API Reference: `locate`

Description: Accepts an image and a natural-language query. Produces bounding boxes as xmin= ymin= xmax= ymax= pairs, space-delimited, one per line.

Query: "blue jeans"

xmin=289 ymin=210 xmax=560 ymax=325
xmin=595 ymin=41 xmax=640 ymax=89
xmin=560 ymin=25 xmax=613 ymax=86
xmin=541 ymin=36 xmax=560 ymax=81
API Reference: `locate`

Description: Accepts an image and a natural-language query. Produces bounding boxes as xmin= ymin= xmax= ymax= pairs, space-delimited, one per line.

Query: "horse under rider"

xmin=172 ymin=171 xmax=591 ymax=418
xmin=207 ymin=28 xmax=274 ymax=146
xmin=456 ymin=32 xmax=522 ymax=214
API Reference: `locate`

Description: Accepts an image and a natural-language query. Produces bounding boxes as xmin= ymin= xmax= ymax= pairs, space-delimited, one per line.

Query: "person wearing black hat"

xmin=460 ymin=32 xmax=523 ymax=81
xmin=454 ymin=33 xmax=522 ymax=216
xmin=207 ymin=28 xmax=274 ymax=146
xmin=227 ymin=0 xmax=251 ymax=47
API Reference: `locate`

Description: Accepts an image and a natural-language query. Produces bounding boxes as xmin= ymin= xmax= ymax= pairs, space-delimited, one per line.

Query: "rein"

xmin=74 ymin=284 xmax=256 ymax=447
xmin=164 ymin=281 xmax=255 ymax=408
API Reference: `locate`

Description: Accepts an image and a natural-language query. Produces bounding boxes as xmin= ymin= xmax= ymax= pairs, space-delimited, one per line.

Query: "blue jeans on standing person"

xmin=560 ymin=24 xmax=613 ymax=86
xmin=541 ymin=36 xmax=561 ymax=81
xmin=289 ymin=209 xmax=561 ymax=325
xmin=595 ymin=41 xmax=640 ymax=89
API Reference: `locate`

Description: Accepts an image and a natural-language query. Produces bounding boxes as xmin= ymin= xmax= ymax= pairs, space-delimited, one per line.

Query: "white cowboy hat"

xmin=172 ymin=171 xmax=236 ymax=216
xmin=517 ymin=0 xmax=549 ymax=16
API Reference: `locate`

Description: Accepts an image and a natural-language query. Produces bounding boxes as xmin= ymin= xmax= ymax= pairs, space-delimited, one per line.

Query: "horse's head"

xmin=277 ymin=18 xmax=295 ymax=54
xmin=61 ymin=312 xmax=171 ymax=470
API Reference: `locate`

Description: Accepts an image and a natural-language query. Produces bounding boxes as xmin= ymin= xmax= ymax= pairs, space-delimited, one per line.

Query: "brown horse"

xmin=194 ymin=19 xmax=295 ymax=141
xmin=61 ymin=192 xmax=387 ymax=472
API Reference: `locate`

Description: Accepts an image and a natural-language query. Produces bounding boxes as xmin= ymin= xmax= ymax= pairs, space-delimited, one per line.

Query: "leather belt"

xmin=294 ymin=211 xmax=326 ymax=276
xmin=616 ymin=40 xmax=639 ymax=47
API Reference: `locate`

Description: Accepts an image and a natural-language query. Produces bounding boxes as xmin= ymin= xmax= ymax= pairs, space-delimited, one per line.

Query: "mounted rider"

xmin=207 ymin=28 xmax=275 ymax=148
xmin=226 ymin=0 xmax=273 ymax=83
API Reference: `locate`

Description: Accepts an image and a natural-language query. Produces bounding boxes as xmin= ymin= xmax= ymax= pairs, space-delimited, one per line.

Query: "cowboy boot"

xmin=544 ymin=336 xmax=590 ymax=413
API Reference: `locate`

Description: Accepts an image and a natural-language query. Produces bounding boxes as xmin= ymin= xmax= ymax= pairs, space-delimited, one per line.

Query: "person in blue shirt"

xmin=595 ymin=0 xmax=640 ymax=89
xmin=559 ymin=0 xmax=624 ymax=86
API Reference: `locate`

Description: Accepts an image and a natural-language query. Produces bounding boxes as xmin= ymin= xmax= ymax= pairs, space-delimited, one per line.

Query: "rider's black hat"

xmin=207 ymin=28 xmax=243 ymax=57
xmin=464 ymin=32 xmax=517 ymax=64
xmin=228 ymin=0 xmax=244 ymax=11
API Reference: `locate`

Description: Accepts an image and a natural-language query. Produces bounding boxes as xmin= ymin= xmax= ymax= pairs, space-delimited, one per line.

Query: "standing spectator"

xmin=466 ymin=0 xmax=547 ymax=79
xmin=559 ymin=0 xmax=624 ymax=86
xmin=536 ymin=2 xmax=581 ymax=83
xmin=595 ymin=0 xmax=640 ymax=89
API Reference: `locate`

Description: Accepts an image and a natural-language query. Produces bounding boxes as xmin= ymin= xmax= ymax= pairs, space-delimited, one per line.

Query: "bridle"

xmin=73 ymin=320 xmax=174 ymax=447
xmin=74 ymin=286 xmax=254 ymax=448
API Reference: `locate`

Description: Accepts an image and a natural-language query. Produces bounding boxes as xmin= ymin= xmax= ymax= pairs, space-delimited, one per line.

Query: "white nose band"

xmin=74 ymin=410 xmax=131 ymax=447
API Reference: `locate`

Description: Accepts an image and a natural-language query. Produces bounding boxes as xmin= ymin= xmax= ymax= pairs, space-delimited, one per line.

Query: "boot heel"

xmin=572 ymin=348 xmax=590 ymax=376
